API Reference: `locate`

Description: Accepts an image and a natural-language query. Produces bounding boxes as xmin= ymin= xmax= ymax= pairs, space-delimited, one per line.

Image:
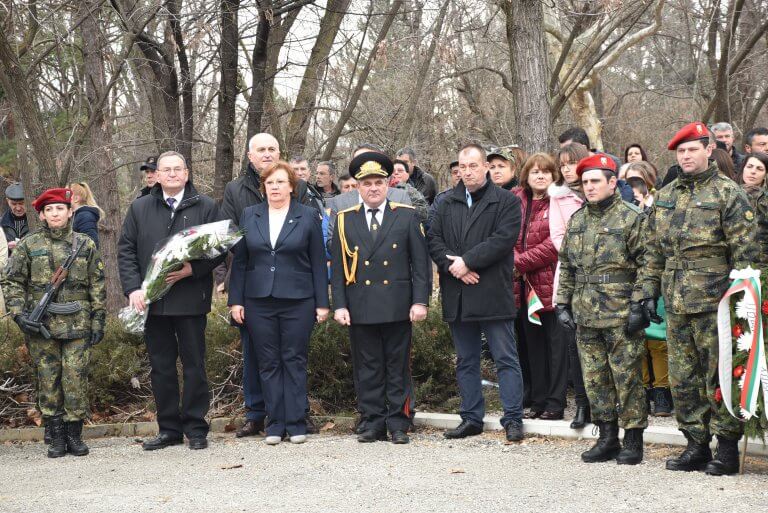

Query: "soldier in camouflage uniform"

xmin=2 ymin=188 xmax=106 ymax=458
xmin=642 ymin=122 xmax=758 ymax=476
xmin=556 ymin=154 xmax=650 ymax=465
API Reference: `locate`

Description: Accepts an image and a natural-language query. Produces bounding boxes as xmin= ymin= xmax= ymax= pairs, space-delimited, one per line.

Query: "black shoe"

xmin=44 ymin=422 xmax=52 ymax=445
xmin=391 ymin=431 xmax=410 ymax=444
xmin=570 ymin=406 xmax=591 ymax=429
xmin=357 ymin=429 xmax=387 ymax=443
xmin=581 ymin=421 xmax=621 ymax=463
xmin=188 ymin=437 xmax=208 ymax=450
xmin=505 ymin=421 xmax=524 ymax=442
xmin=305 ymin=415 xmax=319 ymax=435
xmin=47 ymin=416 xmax=67 ymax=459
xmin=523 ymin=410 xmax=543 ymax=419
xmin=444 ymin=420 xmax=483 ymax=439
xmin=236 ymin=419 xmax=265 ymax=438
xmin=653 ymin=387 xmax=673 ymax=417
xmin=65 ymin=421 xmax=89 ymax=456
xmin=142 ymin=433 xmax=184 ymax=451
xmin=666 ymin=432 xmax=712 ymax=471
xmin=704 ymin=436 xmax=740 ymax=476
xmin=616 ymin=428 xmax=644 ymax=465
xmin=539 ymin=410 xmax=564 ymax=421
xmin=354 ymin=416 xmax=367 ymax=435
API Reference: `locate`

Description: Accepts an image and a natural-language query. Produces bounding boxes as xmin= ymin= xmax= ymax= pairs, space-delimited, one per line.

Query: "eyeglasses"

xmin=158 ymin=167 xmax=186 ymax=174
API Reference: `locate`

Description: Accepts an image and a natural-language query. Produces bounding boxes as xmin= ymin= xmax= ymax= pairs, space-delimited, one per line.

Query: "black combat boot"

xmin=616 ymin=428 xmax=644 ymax=465
xmin=581 ymin=421 xmax=621 ymax=463
xmin=47 ymin=416 xmax=67 ymax=458
xmin=65 ymin=420 xmax=90 ymax=456
xmin=666 ymin=432 xmax=712 ymax=471
xmin=570 ymin=405 xmax=591 ymax=429
xmin=704 ymin=436 xmax=740 ymax=476
xmin=652 ymin=387 xmax=672 ymax=417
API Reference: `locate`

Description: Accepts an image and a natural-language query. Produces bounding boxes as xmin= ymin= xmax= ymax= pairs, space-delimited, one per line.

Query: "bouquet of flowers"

xmin=119 ymin=220 xmax=243 ymax=334
xmin=715 ymin=266 xmax=768 ymax=441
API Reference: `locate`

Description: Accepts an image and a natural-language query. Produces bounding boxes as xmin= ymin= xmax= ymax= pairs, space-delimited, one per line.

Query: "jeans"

xmin=449 ymin=319 xmax=524 ymax=427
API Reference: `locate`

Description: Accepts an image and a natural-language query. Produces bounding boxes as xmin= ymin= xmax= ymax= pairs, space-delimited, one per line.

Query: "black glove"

xmin=88 ymin=330 xmax=104 ymax=348
xmin=555 ymin=305 xmax=576 ymax=331
xmin=13 ymin=314 xmax=42 ymax=336
xmin=626 ymin=301 xmax=650 ymax=334
xmin=642 ymin=298 xmax=662 ymax=324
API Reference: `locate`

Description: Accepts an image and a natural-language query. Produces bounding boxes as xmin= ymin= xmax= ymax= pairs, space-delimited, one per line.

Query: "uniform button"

xmin=270 ymin=267 xmax=275 ymax=272
xmin=383 ymin=260 xmax=389 ymax=266
xmin=365 ymin=280 xmax=371 ymax=285
xmin=383 ymin=280 xmax=389 ymax=285
xmin=355 ymin=245 xmax=359 ymax=250
xmin=271 ymin=251 xmax=275 ymax=256
xmin=392 ymin=243 xmax=398 ymax=249
xmin=365 ymin=260 xmax=370 ymax=266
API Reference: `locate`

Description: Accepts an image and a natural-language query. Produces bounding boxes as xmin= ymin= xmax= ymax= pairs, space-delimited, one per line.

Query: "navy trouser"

xmin=449 ymin=319 xmax=524 ymax=427
xmin=245 ymin=296 xmax=314 ymax=437
xmin=239 ymin=326 xmax=266 ymax=422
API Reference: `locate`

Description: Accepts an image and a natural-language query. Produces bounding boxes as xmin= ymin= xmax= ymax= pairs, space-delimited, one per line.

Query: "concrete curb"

xmin=414 ymin=412 xmax=768 ymax=456
xmin=2 ymin=412 xmax=766 ymax=456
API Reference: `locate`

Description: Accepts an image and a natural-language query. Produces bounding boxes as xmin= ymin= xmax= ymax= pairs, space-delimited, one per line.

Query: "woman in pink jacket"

xmin=550 ymin=142 xmax=591 ymax=429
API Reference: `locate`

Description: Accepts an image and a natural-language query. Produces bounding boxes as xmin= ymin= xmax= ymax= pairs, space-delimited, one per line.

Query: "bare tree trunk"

xmin=168 ymin=0 xmax=194 ymax=166
xmin=79 ymin=0 xmax=123 ymax=313
xmin=284 ymin=0 xmax=350 ymax=156
xmin=398 ymin=0 xmax=449 ymax=147
xmin=568 ymin=89 xmax=603 ymax=150
xmin=0 ymin=29 xmax=59 ymax=187
xmin=242 ymin=8 xmax=271 ymax=171
xmin=501 ymin=0 xmax=551 ymax=152
xmin=320 ymin=0 xmax=404 ymax=160
xmin=214 ymin=0 xmax=240 ymax=201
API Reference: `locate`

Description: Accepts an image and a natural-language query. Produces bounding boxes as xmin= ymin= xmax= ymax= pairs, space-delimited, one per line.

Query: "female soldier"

xmin=3 ymin=188 xmax=106 ymax=458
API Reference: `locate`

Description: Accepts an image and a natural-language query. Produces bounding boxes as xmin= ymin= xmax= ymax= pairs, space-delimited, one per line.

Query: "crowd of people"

xmin=3 ymin=120 xmax=768 ymax=479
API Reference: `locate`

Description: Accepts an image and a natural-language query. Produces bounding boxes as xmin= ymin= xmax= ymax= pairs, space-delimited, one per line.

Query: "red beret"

xmin=667 ymin=121 xmax=709 ymax=150
xmin=575 ymin=154 xmax=617 ymax=178
xmin=32 ymin=188 xmax=72 ymax=213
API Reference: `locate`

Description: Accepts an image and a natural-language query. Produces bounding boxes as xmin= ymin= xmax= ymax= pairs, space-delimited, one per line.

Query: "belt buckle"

xmin=597 ymin=274 xmax=608 ymax=284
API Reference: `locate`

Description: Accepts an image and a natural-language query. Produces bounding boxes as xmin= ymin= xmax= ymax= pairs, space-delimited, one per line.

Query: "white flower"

xmin=737 ymin=333 xmax=754 ymax=352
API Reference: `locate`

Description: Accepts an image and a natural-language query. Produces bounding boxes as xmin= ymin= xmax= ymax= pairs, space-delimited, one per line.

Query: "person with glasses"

xmin=228 ymin=161 xmax=329 ymax=445
xmin=118 ymin=151 xmax=224 ymax=451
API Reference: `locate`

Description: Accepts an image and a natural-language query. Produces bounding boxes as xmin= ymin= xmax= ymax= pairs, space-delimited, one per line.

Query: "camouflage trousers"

xmin=667 ymin=312 xmax=743 ymax=443
xmin=576 ymin=326 xmax=648 ymax=429
xmin=27 ymin=336 xmax=90 ymax=421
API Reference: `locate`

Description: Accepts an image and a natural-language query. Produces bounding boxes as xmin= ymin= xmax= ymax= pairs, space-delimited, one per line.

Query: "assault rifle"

xmin=27 ymin=237 xmax=88 ymax=339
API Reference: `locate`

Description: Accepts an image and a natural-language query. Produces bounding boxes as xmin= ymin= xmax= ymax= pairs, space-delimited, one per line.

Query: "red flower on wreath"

xmin=733 ymin=325 xmax=743 ymax=338
xmin=714 ymin=387 xmax=723 ymax=403
xmin=734 ymin=366 xmax=745 ymax=378
xmin=762 ymin=300 xmax=768 ymax=315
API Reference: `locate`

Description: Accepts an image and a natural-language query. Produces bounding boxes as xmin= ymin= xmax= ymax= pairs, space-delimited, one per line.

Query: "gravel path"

xmin=1 ymin=429 xmax=767 ymax=513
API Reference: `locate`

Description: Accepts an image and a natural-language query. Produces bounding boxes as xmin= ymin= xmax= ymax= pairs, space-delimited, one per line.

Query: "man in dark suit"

xmin=330 ymin=152 xmax=430 ymax=444
xmin=119 ymin=151 xmax=223 ymax=450
xmin=428 ymin=143 xmax=525 ymax=442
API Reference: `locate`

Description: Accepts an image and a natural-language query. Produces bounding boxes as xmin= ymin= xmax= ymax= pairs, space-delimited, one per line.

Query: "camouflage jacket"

xmin=743 ymin=185 xmax=768 ymax=268
xmin=641 ymin=164 xmax=758 ymax=315
xmin=2 ymin=222 xmax=106 ymax=339
xmin=556 ymin=192 xmax=646 ymax=328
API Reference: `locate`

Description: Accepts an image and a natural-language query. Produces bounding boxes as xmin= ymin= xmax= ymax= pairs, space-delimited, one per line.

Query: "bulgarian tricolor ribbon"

xmin=527 ymin=284 xmax=544 ymax=326
xmin=716 ymin=267 xmax=768 ymax=421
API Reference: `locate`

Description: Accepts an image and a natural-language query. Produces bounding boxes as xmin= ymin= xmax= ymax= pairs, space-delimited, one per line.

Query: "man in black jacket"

xmin=1 ymin=183 xmax=28 ymax=254
xmin=428 ymin=143 xmax=524 ymax=442
xmin=397 ymin=147 xmax=437 ymax=204
xmin=118 ymin=151 xmax=222 ymax=451
xmin=135 ymin=156 xmax=158 ymax=199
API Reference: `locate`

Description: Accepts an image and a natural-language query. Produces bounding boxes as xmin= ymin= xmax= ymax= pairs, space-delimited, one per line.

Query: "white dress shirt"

xmin=163 ymin=189 xmax=185 ymax=217
xmin=362 ymin=200 xmax=387 ymax=230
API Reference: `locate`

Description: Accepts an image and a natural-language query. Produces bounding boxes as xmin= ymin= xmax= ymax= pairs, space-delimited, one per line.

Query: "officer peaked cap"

xmin=349 ymin=152 xmax=393 ymax=180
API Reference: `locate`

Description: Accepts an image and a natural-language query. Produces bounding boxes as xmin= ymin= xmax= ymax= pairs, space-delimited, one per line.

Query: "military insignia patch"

xmin=746 ymin=211 xmax=754 ymax=221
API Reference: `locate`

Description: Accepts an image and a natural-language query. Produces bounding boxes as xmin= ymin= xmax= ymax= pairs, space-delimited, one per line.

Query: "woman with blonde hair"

xmin=68 ymin=182 xmax=103 ymax=247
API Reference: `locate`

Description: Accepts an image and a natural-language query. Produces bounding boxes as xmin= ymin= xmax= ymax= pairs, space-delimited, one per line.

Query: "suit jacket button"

xmin=271 ymin=251 xmax=275 ymax=255
xmin=270 ymin=267 xmax=275 ymax=271
xmin=383 ymin=260 xmax=388 ymax=266
xmin=365 ymin=260 xmax=370 ymax=266
xmin=355 ymin=245 xmax=359 ymax=250
xmin=392 ymin=243 xmax=398 ymax=249
xmin=383 ymin=280 xmax=389 ymax=285
xmin=365 ymin=280 xmax=371 ymax=285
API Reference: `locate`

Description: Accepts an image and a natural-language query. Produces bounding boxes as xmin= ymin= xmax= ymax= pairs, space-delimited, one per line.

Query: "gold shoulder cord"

xmin=338 ymin=212 xmax=359 ymax=285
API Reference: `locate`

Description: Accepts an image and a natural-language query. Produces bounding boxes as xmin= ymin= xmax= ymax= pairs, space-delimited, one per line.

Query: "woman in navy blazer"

xmin=229 ymin=162 xmax=330 ymax=444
